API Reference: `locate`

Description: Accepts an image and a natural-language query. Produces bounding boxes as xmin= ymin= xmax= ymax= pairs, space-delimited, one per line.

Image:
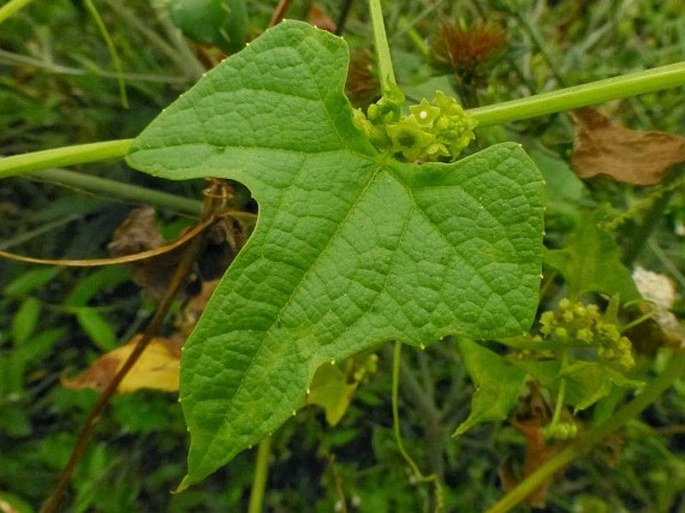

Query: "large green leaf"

xmin=126 ymin=21 xmax=544 ymax=487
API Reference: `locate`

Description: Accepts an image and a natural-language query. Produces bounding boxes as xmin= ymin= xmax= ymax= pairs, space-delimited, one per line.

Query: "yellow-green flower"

xmin=409 ymin=99 xmax=441 ymax=127
xmin=386 ymin=116 xmax=436 ymax=161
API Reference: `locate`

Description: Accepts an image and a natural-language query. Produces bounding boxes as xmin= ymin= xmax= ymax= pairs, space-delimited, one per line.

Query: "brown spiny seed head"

xmin=431 ymin=22 xmax=506 ymax=81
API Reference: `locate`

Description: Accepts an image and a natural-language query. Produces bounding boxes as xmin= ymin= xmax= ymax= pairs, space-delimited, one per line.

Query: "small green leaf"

xmin=14 ymin=328 xmax=65 ymax=364
xmin=305 ymin=363 xmax=356 ymax=426
xmin=65 ymin=266 xmax=129 ymax=307
xmin=306 ymin=355 xmax=377 ymax=426
xmin=12 ymin=297 xmax=41 ymax=346
xmin=454 ymin=339 xmax=530 ymax=435
xmin=75 ymin=308 xmax=117 ymax=351
xmin=4 ymin=267 xmax=62 ymax=297
xmin=0 ymin=353 xmax=25 ymax=398
xmin=0 ymin=407 xmax=32 ymax=438
xmin=0 ymin=491 xmax=34 ymax=513
xmin=545 ymin=211 xmax=640 ymax=301
xmin=127 ymin=21 xmax=544 ymax=487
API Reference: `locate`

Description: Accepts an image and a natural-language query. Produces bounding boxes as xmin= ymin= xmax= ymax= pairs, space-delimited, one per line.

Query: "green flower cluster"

xmin=353 ymin=83 xmax=477 ymax=162
xmin=537 ymin=298 xmax=635 ymax=370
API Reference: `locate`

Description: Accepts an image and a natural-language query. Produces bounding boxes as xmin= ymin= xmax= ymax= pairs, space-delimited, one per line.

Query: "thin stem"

xmin=399 ymin=17 xmax=430 ymax=58
xmin=392 ymin=342 xmax=444 ymax=512
xmin=549 ymin=351 xmax=569 ymax=430
xmin=247 ymin=436 xmax=273 ymax=513
xmin=105 ymin=0 xmax=202 ymax=81
xmin=0 ymin=0 xmax=35 ymax=25
xmin=0 ymin=214 xmax=80 ymax=250
xmin=392 ymin=342 xmax=424 ymax=478
xmin=268 ymin=0 xmax=292 ymax=28
xmin=151 ymin=2 xmax=206 ymax=80
xmin=648 ymin=239 xmax=685 ymax=291
xmin=28 ymin=168 xmax=202 ymax=217
xmin=485 ymin=349 xmax=685 ymax=513
xmin=335 ymin=0 xmax=354 ymax=36
xmin=83 ymin=0 xmax=128 ymax=108
xmin=0 ymin=139 xmax=132 ymax=179
xmin=368 ymin=0 xmax=396 ymax=90
xmin=513 ymin=10 xmax=567 ymax=87
xmin=549 ymin=378 xmax=566 ymax=429
xmin=469 ymin=61 xmax=685 ymax=127
xmin=0 ymin=216 xmax=213 ymax=266
xmin=327 ymin=454 xmax=348 ymax=513
xmin=39 ymin=225 xmax=206 ymax=513
xmin=0 ymin=49 xmax=189 ymax=83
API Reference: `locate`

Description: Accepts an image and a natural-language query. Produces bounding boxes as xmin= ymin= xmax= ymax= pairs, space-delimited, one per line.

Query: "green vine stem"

xmin=0 ymin=62 xmax=683 ymax=183
xmin=247 ymin=436 xmax=273 ymax=513
xmin=368 ymin=0 xmax=396 ymax=90
xmin=485 ymin=349 xmax=685 ymax=513
xmin=30 ymin=168 xmax=202 ymax=217
xmin=392 ymin=342 xmax=444 ymax=512
xmin=0 ymin=139 xmax=132 ymax=179
xmin=470 ymin=61 xmax=685 ymax=127
xmin=83 ymin=0 xmax=128 ymax=108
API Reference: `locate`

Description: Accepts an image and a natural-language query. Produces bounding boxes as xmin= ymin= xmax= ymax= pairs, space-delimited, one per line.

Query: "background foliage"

xmin=1 ymin=0 xmax=684 ymax=512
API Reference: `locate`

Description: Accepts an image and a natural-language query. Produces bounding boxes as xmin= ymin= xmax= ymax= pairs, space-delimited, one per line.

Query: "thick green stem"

xmin=469 ymin=61 xmax=685 ymax=127
xmin=485 ymin=349 xmax=685 ymax=513
xmin=29 ymin=168 xmax=202 ymax=217
xmin=0 ymin=140 xmax=132 ymax=179
xmin=0 ymin=62 xmax=683 ymax=186
xmin=247 ymin=436 xmax=272 ymax=513
xmin=368 ymin=0 xmax=395 ymax=90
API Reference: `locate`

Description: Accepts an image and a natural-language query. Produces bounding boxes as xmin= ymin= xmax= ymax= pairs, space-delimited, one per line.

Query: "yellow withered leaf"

xmin=62 ymin=334 xmax=183 ymax=394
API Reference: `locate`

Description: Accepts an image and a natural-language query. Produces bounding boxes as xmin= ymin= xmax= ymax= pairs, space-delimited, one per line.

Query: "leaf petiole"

xmin=368 ymin=0 xmax=396 ymax=90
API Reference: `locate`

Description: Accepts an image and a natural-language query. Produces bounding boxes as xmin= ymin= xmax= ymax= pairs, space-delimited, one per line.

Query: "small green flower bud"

xmin=540 ymin=311 xmax=556 ymax=335
xmin=554 ymin=327 xmax=568 ymax=341
xmin=576 ymin=328 xmax=594 ymax=343
xmin=597 ymin=322 xmax=621 ymax=341
xmin=586 ymin=304 xmax=600 ymax=319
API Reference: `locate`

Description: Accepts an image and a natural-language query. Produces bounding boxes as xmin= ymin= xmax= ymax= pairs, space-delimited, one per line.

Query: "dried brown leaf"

xmin=108 ymin=207 xmax=185 ymax=299
xmin=571 ymin=107 xmax=685 ymax=185
xmin=62 ymin=334 xmax=184 ymax=393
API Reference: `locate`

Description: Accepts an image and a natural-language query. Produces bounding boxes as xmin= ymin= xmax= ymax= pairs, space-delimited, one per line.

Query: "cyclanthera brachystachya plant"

xmin=126 ymin=20 xmax=545 ymax=487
